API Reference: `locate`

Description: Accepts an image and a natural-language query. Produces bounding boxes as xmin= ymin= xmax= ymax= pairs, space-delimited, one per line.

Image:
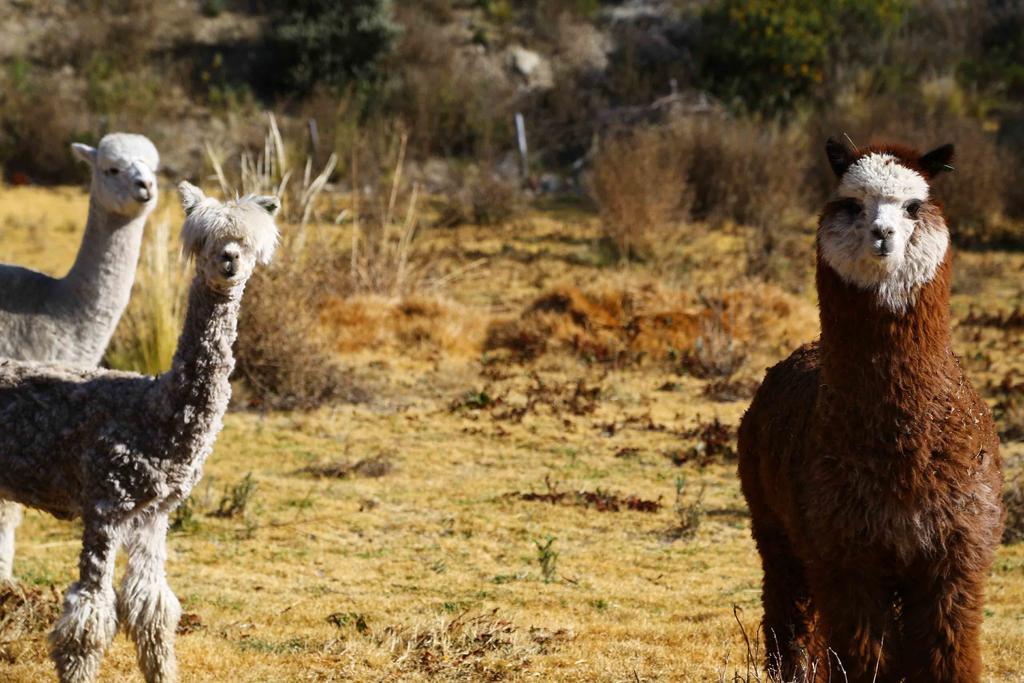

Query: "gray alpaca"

xmin=0 ymin=183 xmax=279 ymax=683
xmin=0 ymin=133 xmax=160 ymax=580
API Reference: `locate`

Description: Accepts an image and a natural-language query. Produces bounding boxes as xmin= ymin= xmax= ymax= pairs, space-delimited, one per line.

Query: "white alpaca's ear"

xmin=253 ymin=195 xmax=280 ymax=216
xmin=178 ymin=181 xmax=206 ymax=215
xmin=71 ymin=143 xmax=96 ymax=166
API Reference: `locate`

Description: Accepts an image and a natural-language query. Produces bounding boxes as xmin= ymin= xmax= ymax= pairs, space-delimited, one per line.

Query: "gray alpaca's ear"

xmin=254 ymin=195 xmax=280 ymax=216
xmin=919 ymin=143 xmax=954 ymax=177
xmin=825 ymin=137 xmax=855 ymax=178
xmin=178 ymin=181 xmax=206 ymax=215
xmin=71 ymin=143 xmax=97 ymax=166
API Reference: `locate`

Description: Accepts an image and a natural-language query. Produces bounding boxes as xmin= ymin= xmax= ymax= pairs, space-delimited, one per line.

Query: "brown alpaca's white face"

xmin=820 ymin=144 xmax=951 ymax=313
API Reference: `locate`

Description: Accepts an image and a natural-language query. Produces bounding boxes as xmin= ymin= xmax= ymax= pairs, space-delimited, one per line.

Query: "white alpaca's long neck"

xmin=155 ymin=278 xmax=241 ymax=466
xmin=60 ymin=193 xmax=150 ymax=364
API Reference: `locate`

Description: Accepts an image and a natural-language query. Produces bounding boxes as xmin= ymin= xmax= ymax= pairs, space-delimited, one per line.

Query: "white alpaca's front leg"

xmin=119 ymin=513 xmax=181 ymax=683
xmin=0 ymin=502 xmax=22 ymax=580
xmin=50 ymin=517 xmax=119 ymax=683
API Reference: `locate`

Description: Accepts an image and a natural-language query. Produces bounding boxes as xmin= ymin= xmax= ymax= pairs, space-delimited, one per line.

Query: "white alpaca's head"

xmin=177 ymin=182 xmax=279 ymax=292
xmin=72 ymin=133 xmax=160 ymax=217
xmin=819 ymin=138 xmax=953 ymax=313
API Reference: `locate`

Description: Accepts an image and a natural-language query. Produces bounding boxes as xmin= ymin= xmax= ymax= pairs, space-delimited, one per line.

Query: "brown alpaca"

xmin=738 ymin=138 xmax=1003 ymax=682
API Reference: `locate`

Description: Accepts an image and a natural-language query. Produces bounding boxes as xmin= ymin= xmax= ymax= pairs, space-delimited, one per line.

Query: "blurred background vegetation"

xmin=4 ymin=0 xmax=1024 ymax=252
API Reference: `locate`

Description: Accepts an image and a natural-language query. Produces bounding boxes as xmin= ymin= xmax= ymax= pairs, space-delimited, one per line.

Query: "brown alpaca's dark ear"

xmin=825 ymin=137 xmax=856 ymax=178
xmin=919 ymin=143 xmax=954 ymax=177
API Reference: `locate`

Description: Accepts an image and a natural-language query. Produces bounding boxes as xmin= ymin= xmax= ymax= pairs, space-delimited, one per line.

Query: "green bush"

xmin=275 ymin=0 xmax=401 ymax=94
xmin=699 ymin=0 xmax=906 ymax=113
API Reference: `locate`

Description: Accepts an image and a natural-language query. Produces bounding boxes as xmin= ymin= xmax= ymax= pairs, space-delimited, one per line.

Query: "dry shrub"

xmin=374 ymin=610 xmax=568 ymax=680
xmin=1005 ymin=477 xmax=1024 ymax=544
xmin=682 ymin=301 xmax=749 ymax=379
xmin=0 ymin=582 xmax=62 ymax=663
xmin=669 ymin=116 xmax=810 ymax=229
xmin=507 ymin=477 xmax=662 ymax=513
xmin=319 ymin=294 xmax=487 ymax=357
xmin=484 ymin=281 xmax=818 ymax=369
xmin=0 ymin=69 xmax=87 ymax=183
xmin=435 ymin=166 xmax=525 ymax=228
xmin=297 ymin=455 xmax=394 ymax=479
xmin=387 ymin=5 xmax=516 ymax=158
xmin=485 ymin=286 xmax=639 ymax=363
xmin=590 ymin=126 xmax=691 ymax=260
xmin=235 ymin=256 xmax=364 ymax=410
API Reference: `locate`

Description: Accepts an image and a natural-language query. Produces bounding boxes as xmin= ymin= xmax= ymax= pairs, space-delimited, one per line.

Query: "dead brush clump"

xmin=506 ymin=476 xmax=662 ymax=513
xmin=235 ymin=260 xmax=364 ymax=409
xmin=297 ymin=454 xmax=394 ymax=479
xmin=375 ymin=610 xmax=565 ymax=681
xmin=319 ymin=294 xmax=487 ymax=357
xmin=702 ymin=377 xmax=761 ymax=402
xmin=669 ymin=116 xmax=809 ymax=230
xmin=590 ymin=126 xmax=691 ymax=260
xmin=0 ymin=582 xmax=62 ymax=662
xmin=962 ymin=306 xmax=1024 ymax=330
xmin=434 ymin=165 xmax=525 ymax=228
xmin=1004 ymin=477 xmax=1024 ymax=544
xmin=665 ymin=478 xmax=706 ymax=542
xmin=450 ymin=374 xmax=602 ymax=423
xmin=667 ymin=417 xmax=737 ymax=466
xmin=677 ymin=299 xmax=748 ymax=380
xmin=665 ymin=115 xmax=811 ymax=281
xmin=985 ymin=371 xmax=1024 ymax=441
xmin=484 ymin=281 xmax=817 ymax=370
xmin=484 ymin=286 xmax=635 ymax=363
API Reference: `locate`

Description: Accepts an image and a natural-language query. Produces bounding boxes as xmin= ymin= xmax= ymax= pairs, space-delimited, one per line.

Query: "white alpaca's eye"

xmin=905 ymin=200 xmax=922 ymax=218
xmin=105 ymin=168 xmax=120 ymax=176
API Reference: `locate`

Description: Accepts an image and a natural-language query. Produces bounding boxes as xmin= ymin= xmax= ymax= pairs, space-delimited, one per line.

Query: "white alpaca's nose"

xmin=220 ymin=247 xmax=241 ymax=277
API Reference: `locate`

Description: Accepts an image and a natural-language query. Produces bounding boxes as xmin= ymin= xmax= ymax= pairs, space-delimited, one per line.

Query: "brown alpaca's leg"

xmin=895 ymin=569 xmax=984 ymax=683
xmin=751 ymin=518 xmax=811 ymax=681
xmin=808 ymin=570 xmax=892 ymax=683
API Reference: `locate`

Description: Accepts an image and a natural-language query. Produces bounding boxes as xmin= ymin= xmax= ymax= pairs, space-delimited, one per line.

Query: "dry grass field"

xmin=1 ymin=185 xmax=1022 ymax=682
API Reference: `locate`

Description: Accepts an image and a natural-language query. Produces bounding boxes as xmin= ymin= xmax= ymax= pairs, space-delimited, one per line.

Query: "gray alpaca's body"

xmin=0 ymin=185 xmax=278 ymax=683
xmin=0 ymin=133 xmax=159 ymax=581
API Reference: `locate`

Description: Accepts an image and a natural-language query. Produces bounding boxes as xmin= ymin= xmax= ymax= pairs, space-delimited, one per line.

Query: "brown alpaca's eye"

xmin=836 ymin=198 xmax=862 ymax=215
xmin=905 ymin=200 xmax=922 ymax=218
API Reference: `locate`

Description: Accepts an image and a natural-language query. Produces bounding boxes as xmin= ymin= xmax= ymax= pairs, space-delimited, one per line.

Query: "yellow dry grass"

xmin=0 ymin=185 xmax=1022 ymax=682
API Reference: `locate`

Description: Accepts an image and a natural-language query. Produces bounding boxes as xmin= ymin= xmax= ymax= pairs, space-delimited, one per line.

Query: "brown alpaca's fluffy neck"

xmin=816 ymin=248 xmax=955 ymax=422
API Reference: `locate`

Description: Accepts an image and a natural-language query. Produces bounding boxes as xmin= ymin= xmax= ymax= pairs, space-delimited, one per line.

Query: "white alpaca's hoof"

xmin=50 ymin=583 xmax=118 ymax=683
xmin=119 ymin=578 xmax=181 ymax=683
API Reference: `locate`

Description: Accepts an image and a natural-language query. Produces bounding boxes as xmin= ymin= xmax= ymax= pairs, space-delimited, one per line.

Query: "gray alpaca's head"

xmin=178 ymin=182 xmax=280 ymax=292
xmin=72 ymin=133 xmax=160 ymax=217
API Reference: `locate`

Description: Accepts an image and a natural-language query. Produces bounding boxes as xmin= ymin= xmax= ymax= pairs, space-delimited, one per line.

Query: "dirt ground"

xmin=1 ymin=186 xmax=1022 ymax=681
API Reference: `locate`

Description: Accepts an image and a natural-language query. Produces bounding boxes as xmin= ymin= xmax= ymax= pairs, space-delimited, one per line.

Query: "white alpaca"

xmin=0 ymin=183 xmax=279 ymax=683
xmin=0 ymin=133 xmax=159 ymax=580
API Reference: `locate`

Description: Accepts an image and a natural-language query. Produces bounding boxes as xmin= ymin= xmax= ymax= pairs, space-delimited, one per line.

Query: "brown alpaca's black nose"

xmin=871 ymin=226 xmax=894 ymax=241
